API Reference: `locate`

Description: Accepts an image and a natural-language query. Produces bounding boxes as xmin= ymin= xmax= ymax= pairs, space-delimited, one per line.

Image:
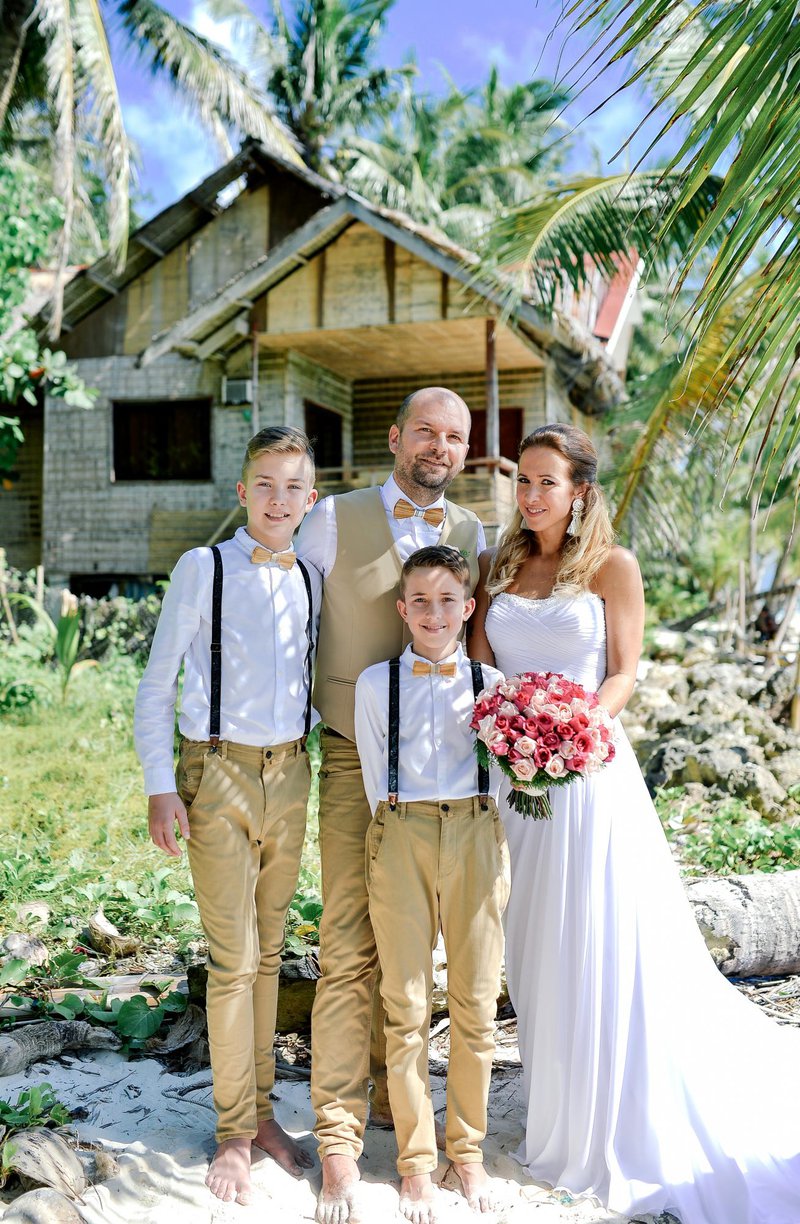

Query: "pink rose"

xmin=485 ymin=730 xmax=508 ymax=755
xmin=568 ymin=754 xmax=588 ymax=772
xmin=573 ymin=730 xmax=595 ymax=755
xmin=494 ymin=716 xmax=510 ymax=732
xmin=512 ymin=757 xmax=536 ymax=781
xmin=507 ymin=747 xmax=522 ymax=763
xmin=533 ymin=746 xmax=552 ymax=768
xmin=516 ymin=736 xmax=537 ymax=757
xmin=544 ymin=755 xmax=566 ymax=778
xmin=556 ymin=721 xmax=574 ymax=740
xmin=542 ymin=731 xmax=561 ymax=751
xmin=569 ymin=714 xmax=589 ymax=734
xmin=606 ymin=743 xmax=616 ymax=763
xmin=523 ymin=718 xmax=540 ymax=736
xmin=536 ymin=713 xmax=555 ymax=733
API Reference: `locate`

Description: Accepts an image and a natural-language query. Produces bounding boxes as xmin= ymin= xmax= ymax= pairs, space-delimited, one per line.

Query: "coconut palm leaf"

xmin=485 ymin=170 xmax=722 ymax=312
xmin=72 ymin=0 xmax=132 ymax=273
xmin=567 ymin=0 xmax=800 ymax=489
xmin=117 ymin=0 xmax=298 ymax=164
xmin=37 ymin=0 xmax=75 ymax=338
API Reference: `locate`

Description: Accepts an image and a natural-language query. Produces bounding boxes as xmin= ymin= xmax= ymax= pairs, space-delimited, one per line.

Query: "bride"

xmin=468 ymin=423 xmax=800 ymax=1224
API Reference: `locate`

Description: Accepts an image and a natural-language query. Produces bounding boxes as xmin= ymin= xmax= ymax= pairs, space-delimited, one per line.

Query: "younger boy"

xmin=354 ymin=545 xmax=509 ymax=1223
xmin=134 ymin=426 xmax=321 ymax=1206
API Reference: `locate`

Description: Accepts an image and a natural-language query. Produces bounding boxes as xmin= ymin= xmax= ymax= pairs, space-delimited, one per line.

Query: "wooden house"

xmin=6 ymin=140 xmax=639 ymax=591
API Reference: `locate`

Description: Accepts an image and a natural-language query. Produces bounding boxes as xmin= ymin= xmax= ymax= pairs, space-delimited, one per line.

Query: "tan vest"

xmin=314 ymin=487 xmax=482 ymax=740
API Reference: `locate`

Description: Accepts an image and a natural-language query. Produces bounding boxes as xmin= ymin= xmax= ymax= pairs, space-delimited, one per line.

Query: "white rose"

xmin=559 ymin=740 xmax=577 ymax=760
xmin=544 ymin=755 xmax=566 ymax=778
xmin=516 ymin=736 xmax=536 ymax=757
xmin=477 ymin=715 xmax=497 ymax=742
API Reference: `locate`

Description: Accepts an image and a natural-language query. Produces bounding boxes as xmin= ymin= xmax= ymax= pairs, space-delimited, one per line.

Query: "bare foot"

xmin=316 ymin=1153 xmax=361 ymax=1224
xmin=441 ymin=1161 xmax=496 ymax=1213
xmin=206 ymin=1136 xmax=253 ymax=1205
xmin=399 ymin=1173 xmax=438 ymax=1224
xmin=252 ymin=1117 xmax=313 ymax=1177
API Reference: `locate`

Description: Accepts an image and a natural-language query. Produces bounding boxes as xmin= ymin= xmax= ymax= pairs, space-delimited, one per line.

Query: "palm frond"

xmin=72 ymin=0 xmax=132 ymax=272
xmin=566 ymin=0 xmax=800 ymax=491
xmin=38 ymin=0 xmax=75 ymax=338
xmin=117 ymin=0 xmax=299 ymax=163
xmin=485 ymin=171 xmax=722 ymax=313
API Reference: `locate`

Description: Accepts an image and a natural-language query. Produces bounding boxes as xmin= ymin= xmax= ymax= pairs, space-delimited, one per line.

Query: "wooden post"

xmin=384 ymin=239 xmax=395 ymax=324
xmin=35 ymin=564 xmax=44 ymax=607
xmin=485 ymin=318 xmax=500 ymax=460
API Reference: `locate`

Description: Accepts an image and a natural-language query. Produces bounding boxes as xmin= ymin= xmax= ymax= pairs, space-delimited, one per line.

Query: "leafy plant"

xmin=284 ymin=869 xmax=323 ymax=956
xmin=0 ymin=1084 xmax=72 ymax=1136
xmin=8 ymin=594 xmax=97 ymax=700
xmin=656 ymin=787 xmax=800 ymax=876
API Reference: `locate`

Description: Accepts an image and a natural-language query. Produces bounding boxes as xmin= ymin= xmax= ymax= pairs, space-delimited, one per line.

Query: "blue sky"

xmin=113 ymin=0 xmax=665 ymax=220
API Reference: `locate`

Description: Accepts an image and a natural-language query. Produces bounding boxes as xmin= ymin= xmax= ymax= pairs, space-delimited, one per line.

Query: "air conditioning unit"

xmin=221 ymin=377 xmax=253 ymax=406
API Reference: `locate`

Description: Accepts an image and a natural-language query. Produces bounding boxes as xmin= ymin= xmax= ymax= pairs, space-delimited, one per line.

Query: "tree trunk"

xmin=686 ymin=870 xmax=800 ymax=977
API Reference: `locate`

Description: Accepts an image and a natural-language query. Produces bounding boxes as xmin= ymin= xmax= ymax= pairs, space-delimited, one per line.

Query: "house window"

xmin=112 ymin=398 xmax=212 ymax=481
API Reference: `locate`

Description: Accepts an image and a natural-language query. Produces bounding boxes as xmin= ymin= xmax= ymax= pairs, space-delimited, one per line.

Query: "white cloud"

xmin=457 ymin=27 xmax=551 ymax=83
xmin=125 ymin=95 xmax=220 ymax=216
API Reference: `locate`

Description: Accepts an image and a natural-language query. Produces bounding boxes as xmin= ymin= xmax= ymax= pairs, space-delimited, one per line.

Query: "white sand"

xmin=0 ymin=1049 xmax=659 ymax=1224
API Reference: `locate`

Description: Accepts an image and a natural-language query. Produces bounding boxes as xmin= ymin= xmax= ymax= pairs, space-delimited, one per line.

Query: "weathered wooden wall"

xmin=351 ymin=368 xmax=546 ymax=466
xmin=2 ymin=401 xmax=43 ymax=571
xmin=266 ymin=224 xmax=483 ymax=333
xmin=60 ymin=171 xmax=326 ymax=361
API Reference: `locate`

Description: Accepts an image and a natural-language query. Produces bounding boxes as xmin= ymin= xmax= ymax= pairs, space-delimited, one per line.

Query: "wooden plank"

xmin=485 ymin=318 xmax=500 ymax=460
xmin=316 ymin=248 xmax=326 ymax=328
xmin=385 ymin=238 xmax=396 ymax=323
xmin=196 ymin=315 xmax=250 ymax=360
xmin=148 ymin=508 xmax=247 ymax=573
xmin=441 ymin=272 xmax=449 ymax=320
xmin=138 ymin=199 xmax=354 ymax=367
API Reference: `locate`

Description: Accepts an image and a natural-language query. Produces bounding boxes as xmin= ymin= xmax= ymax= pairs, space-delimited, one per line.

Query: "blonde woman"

xmin=469 ymin=424 xmax=800 ymax=1223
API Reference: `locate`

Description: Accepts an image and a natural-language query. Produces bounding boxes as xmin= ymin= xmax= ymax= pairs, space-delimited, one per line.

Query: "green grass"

xmin=0 ymin=654 xmax=322 ymax=963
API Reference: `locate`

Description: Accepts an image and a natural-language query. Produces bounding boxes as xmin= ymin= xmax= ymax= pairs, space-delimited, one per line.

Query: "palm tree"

xmin=480 ymin=0 xmax=800 ymax=502
xmin=0 ymin=0 xmax=298 ymax=334
xmin=202 ymin=0 xmax=401 ymax=173
xmin=341 ymin=67 xmax=572 ymax=247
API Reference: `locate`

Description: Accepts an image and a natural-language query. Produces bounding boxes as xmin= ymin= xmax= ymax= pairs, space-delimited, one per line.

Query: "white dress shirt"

xmin=295 ymin=473 xmax=487 ymax=576
xmin=354 ymin=643 xmax=504 ymax=815
xmin=134 ymin=527 xmax=322 ymax=796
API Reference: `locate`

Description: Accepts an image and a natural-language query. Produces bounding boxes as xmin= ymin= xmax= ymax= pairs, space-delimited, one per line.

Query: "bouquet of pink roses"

xmin=471 ymin=670 xmax=616 ymax=819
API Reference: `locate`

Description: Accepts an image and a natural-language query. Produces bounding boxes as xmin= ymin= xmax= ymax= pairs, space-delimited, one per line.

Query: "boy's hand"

xmin=148 ymin=793 xmax=191 ymax=857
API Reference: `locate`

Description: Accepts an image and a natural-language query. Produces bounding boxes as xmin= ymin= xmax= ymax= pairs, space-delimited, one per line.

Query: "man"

xmin=296 ymin=387 xmax=486 ymax=1223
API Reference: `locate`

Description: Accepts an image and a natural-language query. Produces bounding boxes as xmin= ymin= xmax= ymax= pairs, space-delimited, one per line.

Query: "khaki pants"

xmin=310 ymin=729 xmax=389 ymax=1160
xmin=177 ymin=737 xmax=310 ymax=1143
xmin=367 ymin=796 xmax=510 ymax=1177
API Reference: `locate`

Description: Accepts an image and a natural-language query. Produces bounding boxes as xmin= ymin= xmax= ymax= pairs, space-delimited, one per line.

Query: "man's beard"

xmin=401 ymin=454 xmax=453 ymax=493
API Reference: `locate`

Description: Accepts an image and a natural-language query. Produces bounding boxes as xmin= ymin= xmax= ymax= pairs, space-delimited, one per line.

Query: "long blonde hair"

xmin=488 ymin=424 xmax=615 ymax=597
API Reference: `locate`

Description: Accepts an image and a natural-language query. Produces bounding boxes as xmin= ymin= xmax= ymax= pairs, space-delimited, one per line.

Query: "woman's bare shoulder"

xmin=594 ymin=546 xmax=642 ymax=595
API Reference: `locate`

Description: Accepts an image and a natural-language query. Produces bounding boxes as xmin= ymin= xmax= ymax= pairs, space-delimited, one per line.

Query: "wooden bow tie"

xmin=393 ymin=499 xmax=445 ymax=528
xmin=250 ymin=546 xmax=296 ymax=569
xmin=412 ymin=660 xmax=457 ymax=677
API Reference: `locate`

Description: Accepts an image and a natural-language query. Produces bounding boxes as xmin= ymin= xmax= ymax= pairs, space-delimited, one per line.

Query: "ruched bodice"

xmin=486 ymin=591 xmax=606 ymax=691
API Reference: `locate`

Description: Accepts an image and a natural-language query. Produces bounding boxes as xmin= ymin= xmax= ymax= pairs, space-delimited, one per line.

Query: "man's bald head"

xmin=395 ymin=387 xmax=471 ymax=435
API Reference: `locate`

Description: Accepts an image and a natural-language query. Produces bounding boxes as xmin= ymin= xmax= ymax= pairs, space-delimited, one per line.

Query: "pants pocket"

xmin=365 ymin=810 xmax=389 ymax=886
xmin=176 ymin=744 xmax=213 ymax=812
xmin=491 ymin=810 xmax=512 ymax=911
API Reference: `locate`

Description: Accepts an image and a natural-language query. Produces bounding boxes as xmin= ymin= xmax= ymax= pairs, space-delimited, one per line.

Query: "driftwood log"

xmin=686 ymin=870 xmax=800 ymax=976
xmin=0 ymin=1188 xmax=87 ymax=1222
xmin=0 ymin=1022 xmax=121 ymax=1077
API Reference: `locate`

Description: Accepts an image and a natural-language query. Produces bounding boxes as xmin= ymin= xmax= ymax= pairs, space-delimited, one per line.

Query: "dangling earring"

xmin=567 ymin=496 xmax=584 ymax=538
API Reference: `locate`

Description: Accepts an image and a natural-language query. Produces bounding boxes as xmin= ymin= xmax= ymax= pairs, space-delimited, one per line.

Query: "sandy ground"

xmin=0 ymin=1046 xmax=660 ymax=1224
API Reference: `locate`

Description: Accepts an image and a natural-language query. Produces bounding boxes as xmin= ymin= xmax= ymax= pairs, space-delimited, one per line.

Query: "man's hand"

xmin=148 ymin=792 xmax=190 ymax=857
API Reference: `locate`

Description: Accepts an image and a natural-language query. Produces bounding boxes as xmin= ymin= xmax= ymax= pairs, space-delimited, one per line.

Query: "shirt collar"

xmin=234 ymin=526 xmax=296 ymax=558
xmin=401 ymin=642 xmax=464 ymax=671
xmin=382 ymin=473 xmax=447 ymax=516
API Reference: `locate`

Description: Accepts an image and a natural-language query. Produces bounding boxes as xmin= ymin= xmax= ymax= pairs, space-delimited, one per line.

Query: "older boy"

xmin=134 ymin=426 xmax=321 ymax=1206
xmin=354 ymin=546 xmax=509 ymax=1223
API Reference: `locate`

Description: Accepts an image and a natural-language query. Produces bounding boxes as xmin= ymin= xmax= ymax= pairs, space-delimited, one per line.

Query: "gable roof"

xmin=34 ymin=139 xmax=627 ymax=412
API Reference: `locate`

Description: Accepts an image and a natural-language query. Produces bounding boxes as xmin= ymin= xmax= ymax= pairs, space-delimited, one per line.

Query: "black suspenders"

xmin=386 ymin=657 xmax=490 ymax=811
xmin=209 ymin=546 xmax=223 ymax=750
xmin=295 ymin=558 xmax=314 ymax=738
xmin=470 ymin=659 xmax=490 ymax=807
xmin=207 ymin=546 xmax=314 ymax=750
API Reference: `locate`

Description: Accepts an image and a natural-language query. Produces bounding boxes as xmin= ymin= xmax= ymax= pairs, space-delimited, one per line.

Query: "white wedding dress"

xmin=485 ymin=590 xmax=800 ymax=1224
